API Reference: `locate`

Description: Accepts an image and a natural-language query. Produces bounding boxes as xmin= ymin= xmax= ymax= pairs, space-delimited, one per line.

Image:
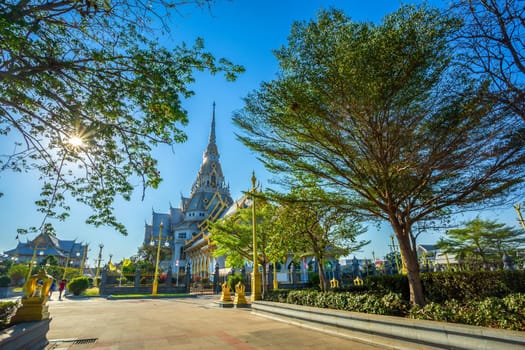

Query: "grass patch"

xmin=109 ymin=293 xmax=190 ymax=299
xmin=83 ymin=287 xmax=100 ymax=296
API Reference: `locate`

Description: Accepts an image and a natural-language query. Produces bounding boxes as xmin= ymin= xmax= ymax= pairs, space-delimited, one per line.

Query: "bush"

xmin=67 ymin=276 xmax=90 ymax=296
xmin=421 ymin=270 xmax=525 ymax=303
xmin=409 ymin=293 xmax=525 ymax=331
xmin=264 ymin=289 xmax=290 ymax=303
xmin=0 ymin=276 xmax=10 ymax=287
xmin=0 ymin=301 xmax=19 ymax=330
xmin=280 ymin=289 xmax=409 ymax=316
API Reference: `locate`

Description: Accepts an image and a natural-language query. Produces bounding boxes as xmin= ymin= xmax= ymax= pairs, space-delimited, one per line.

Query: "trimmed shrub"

xmin=409 ymin=293 xmax=525 ymax=331
xmin=67 ymin=276 xmax=90 ymax=296
xmin=281 ymin=289 xmax=408 ymax=316
xmin=365 ymin=274 xmax=410 ymax=301
xmin=264 ymin=289 xmax=290 ymax=303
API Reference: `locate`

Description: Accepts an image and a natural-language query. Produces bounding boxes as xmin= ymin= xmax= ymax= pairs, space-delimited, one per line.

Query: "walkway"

xmin=44 ymin=295 xmax=383 ymax=349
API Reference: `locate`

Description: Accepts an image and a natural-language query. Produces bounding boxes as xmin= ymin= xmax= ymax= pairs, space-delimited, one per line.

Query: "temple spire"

xmin=209 ymin=101 xmax=216 ymax=145
xmin=203 ymin=102 xmax=219 ymax=161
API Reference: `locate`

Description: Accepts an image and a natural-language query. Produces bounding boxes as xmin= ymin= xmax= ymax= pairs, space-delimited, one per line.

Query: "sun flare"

xmin=69 ymin=135 xmax=84 ymax=147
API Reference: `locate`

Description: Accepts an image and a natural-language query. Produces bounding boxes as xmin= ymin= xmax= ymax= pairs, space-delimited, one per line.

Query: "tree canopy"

xmin=437 ymin=217 xmax=525 ymax=270
xmin=233 ymin=5 xmax=525 ymax=305
xmin=0 ymin=0 xmax=244 ymax=235
xmin=270 ymin=179 xmax=369 ymax=291
xmin=452 ymin=0 xmax=525 ymax=123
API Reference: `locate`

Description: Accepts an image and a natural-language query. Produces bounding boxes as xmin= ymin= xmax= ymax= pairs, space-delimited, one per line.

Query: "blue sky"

xmin=1 ymin=0 xmax=520 ymax=266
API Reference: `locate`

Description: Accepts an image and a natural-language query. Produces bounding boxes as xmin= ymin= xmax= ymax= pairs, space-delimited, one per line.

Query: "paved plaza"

xmin=44 ymin=295 xmax=383 ymax=349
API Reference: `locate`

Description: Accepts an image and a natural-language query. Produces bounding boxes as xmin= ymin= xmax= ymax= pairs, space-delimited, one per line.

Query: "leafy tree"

xmin=209 ymin=193 xmax=279 ymax=295
xmin=0 ymin=0 xmax=244 ymax=235
xmin=233 ymin=6 xmax=525 ymax=305
xmin=437 ymin=217 xmax=525 ymax=270
xmin=134 ymin=243 xmax=171 ymax=271
xmin=452 ymin=0 xmax=525 ymax=122
xmin=271 ymin=179 xmax=369 ymax=291
xmin=7 ymin=263 xmax=27 ymax=286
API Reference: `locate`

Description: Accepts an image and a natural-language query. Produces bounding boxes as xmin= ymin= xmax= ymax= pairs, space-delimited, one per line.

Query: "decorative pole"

xmin=251 ymin=171 xmax=261 ymax=301
xmin=94 ymin=243 xmax=104 ymax=287
xmin=152 ymin=221 xmax=164 ymax=296
xmin=26 ymin=242 xmax=40 ymax=281
xmin=79 ymin=243 xmax=88 ymax=275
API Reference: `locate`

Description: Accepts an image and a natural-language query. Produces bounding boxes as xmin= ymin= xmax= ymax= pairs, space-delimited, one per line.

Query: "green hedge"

xmin=365 ymin=270 xmax=525 ymax=303
xmin=265 ymin=289 xmax=408 ymax=316
xmin=409 ymin=293 xmax=525 ymax=331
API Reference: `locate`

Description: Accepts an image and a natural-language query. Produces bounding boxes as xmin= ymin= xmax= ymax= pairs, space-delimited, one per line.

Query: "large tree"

xmin=437 ymin=217 xmax=525 ymax=270
xmin=452 ymin=0 xmax=525 ymax=122
xmin=0 ymin=1 xmax=243 ymax=235
xmin=233 ymin=6 xmax=525 ymax=305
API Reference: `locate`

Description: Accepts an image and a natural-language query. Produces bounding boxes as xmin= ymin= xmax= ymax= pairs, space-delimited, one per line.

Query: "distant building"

xmin=4 ymin=232 xmax=88 ymax=267
xmin=144 ymin=104 xmax=233 ymax=276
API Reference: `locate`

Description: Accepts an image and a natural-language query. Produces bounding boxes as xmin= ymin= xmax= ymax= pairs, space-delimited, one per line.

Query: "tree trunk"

xmin=317 ymin=260 xmax=328 ymax=291
xmin=261 ymin=263 xmax=268 ymax=297
xmin=396 ymin=233 xmax=425 ymax=306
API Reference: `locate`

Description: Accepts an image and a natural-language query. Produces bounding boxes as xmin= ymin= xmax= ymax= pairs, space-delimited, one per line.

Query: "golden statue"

xmin=353 ymin=276 xmax=363 ymax=286
xmin=12 ymin=269 xmax=54 ymax=323
xmin=220 ymin=281 xmax=232 ymax=302
xmin=234 ymin=281 xmax=247 ymax=306
xmin=330 ymin=278 xmax=339 ymax=288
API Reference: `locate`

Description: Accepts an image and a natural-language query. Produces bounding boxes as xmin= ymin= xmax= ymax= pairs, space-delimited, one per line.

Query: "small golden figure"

xmin=234 ymin=281 xmax=247 ymax=305
xmin=220 ymin=281 xmax=232 ymax=302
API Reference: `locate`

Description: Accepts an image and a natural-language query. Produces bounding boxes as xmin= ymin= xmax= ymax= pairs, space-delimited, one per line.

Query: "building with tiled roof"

xmin=4 ymin=232 xmax=87 ymax=268
xmin=144 ymin=103 xmax=234 ymax=277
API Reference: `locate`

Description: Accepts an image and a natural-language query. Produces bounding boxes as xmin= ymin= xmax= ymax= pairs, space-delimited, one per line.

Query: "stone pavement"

xmin=43 ymin=295 xmax=384 ymax=350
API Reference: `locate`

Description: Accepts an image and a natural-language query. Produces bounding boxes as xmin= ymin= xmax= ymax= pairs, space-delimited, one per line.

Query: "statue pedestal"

xmin=11 ymin=297 xmax=50 ymax=323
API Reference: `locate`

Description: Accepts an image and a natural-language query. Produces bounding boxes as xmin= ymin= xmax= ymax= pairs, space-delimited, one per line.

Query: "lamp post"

xmin=152 ymin=221 xmax=167 ymax=296
xmin=251 ymin=171 xmax=261 ymax=301
xmin=79 ymin=244 xmax=88 ymax=275
xmin=94 ymin=243 xmax=104 ymax=287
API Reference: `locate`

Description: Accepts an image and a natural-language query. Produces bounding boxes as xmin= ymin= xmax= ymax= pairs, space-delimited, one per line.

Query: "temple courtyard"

xmin=44 ymin=295 xmax=381 ymax=349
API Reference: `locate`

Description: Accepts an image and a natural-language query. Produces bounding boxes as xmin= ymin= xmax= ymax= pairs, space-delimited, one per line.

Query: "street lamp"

xmin=151 ymin=222 xmax=169 ymax=296
xmin=251 ymin=171 xmax=261 ymax=301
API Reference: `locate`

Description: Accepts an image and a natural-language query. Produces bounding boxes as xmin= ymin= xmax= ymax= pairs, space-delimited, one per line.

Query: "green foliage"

xmin=421 ymin=270 xmax=525 ymax=303
xmin=234 ymin=2 xmax=525 ymax=306
xmin=269 ymin=178 xmax=369 ymax=291
xmin=282 ymin=290 xmax=409 ymax=316
xmin=366 ymin=274 xmax=410 ymax=301
xmin=409 ymin=293 xmax=525 ymax=331
xmin=437 ymin=218 xmax=525 ymax=270
xmin=0 ymin=276 xmax=11 ymax=287
xmin=227 ymin=272 xmax=244 ymax=289
xmin=364 ymin=271 xmax=525 ymax=303
xmin=0 ymin=301 xmax=18 ymax=330
xmin=67 ymin=276 xmax=90 ymax=296
xmin=264 ymin=289 xmax=291 ymax=303
xmin=7 ymin=264 xmax=28 ymax=286
xmin=0 ymin=1 xmax=244 ymax=235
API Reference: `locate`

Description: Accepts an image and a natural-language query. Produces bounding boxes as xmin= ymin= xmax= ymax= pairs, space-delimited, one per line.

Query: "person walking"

xmin=48 ymin=280 xmax=56 ymax=299
xmin=58 ymin=279 xmax=66 ymax=300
